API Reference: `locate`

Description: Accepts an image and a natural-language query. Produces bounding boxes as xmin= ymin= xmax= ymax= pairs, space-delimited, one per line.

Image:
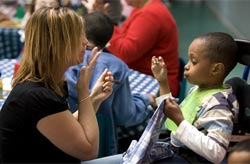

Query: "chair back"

xmin=235 ymin=39 xmax=250 ymax=81
xmin=225 ymin=39 xmax=250 ymax=142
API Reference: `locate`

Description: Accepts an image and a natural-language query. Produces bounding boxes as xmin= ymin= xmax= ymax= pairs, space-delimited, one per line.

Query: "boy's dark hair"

xmin=196 ymin=32 xmax=238 ymax=76
xmin=84 ymin=12 xmax=114 ymax=50
xmin=229 ymin=139 xmax=250 ymax=154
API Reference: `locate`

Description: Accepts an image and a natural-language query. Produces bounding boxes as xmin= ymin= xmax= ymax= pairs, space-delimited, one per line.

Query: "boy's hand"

xmin=164 ymin=98 xmax=184 ymax=126
xmin=151 ymin=56 xmax=170 ymax=95
xmin=151 ymin=56 xmax=168 ymax=84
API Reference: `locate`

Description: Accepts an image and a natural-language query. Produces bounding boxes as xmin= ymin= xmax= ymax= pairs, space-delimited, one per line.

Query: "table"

xmin=0 ymin=28 xmax=23 ymax=59
xmin=0 ymin=59 xmax=17 ymax=99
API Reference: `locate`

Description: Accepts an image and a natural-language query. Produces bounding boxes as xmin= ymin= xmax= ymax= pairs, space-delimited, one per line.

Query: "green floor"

xmin=168 ymin=0 xmax=247 ymax=95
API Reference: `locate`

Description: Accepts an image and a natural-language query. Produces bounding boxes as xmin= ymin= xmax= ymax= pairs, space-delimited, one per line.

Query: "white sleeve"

xmin=155 ymin=93 xmax=172 ymax=106
xmin=171 ymin=120 xmax=226 ymax=164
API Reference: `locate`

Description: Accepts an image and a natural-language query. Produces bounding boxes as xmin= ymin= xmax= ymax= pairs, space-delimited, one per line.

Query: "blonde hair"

xmin=13 ymin=7 xmax=84 ymax=96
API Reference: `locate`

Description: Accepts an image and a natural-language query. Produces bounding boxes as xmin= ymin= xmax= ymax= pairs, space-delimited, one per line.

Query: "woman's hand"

xmin=90 ymin=68 xmax=113 ymax=111
xmin=81 ymin=0 xmax=109 ymax=15
xmin=164 ymin=98 xmax=184 ymax=126
xmin=77 ymin=47 xmax=101 ymax=99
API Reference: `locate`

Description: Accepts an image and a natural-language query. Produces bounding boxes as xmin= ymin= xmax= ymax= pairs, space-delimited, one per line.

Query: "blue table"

xmin=0 ymin=59 xmax=17 ymax=99
xmin=0 ymin=28 xmax=23 ymax=59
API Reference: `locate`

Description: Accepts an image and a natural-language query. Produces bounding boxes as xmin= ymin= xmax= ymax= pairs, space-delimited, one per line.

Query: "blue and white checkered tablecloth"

xmin=0 ymin=28 xmax=23 ymax=59
xmin=128 ymin=69 xmax=159 ymax=96
xmin=0 ymin=59 xmax=17 ymax=78
xmin=0 ymin=59 xmax=17 ymax=99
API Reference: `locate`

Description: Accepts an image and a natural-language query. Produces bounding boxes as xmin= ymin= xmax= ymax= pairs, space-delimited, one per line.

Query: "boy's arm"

xmin=171 ymin=93 xmax=237 ymax=164
xmin=152 ymin=56 xmax=173 ymax=106
xmin=151 ymin=56 xmax=170 ymax=96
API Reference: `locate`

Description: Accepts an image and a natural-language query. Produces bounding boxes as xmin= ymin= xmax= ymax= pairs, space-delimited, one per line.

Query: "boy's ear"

xmin=211 ymin=63 xmax=225 ymax=76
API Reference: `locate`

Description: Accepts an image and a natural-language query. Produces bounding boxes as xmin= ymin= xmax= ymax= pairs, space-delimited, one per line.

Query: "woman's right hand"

xmin=77 ymin=47 xmax=101 ymax=98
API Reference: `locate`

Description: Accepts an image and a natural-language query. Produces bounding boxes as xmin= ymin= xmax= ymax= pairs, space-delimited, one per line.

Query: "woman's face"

xmin=73 ymin=35 xmax=88 ymax=66
xmin=35 ymin=0 xmax=59 ymax=11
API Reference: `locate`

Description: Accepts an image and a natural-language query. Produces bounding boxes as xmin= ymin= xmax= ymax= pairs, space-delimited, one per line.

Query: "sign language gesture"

xmin=151 ymin=56 xmax=170 ymax=95
xmin=77 ymin=47 xmax=101 ymax=98
xmin=90 ymin=68 xmax=113 ymax=111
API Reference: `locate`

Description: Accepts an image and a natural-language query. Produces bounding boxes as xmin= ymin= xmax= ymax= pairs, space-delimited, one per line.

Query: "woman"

xmin=0 ymin=7 xmax=113 ymax=163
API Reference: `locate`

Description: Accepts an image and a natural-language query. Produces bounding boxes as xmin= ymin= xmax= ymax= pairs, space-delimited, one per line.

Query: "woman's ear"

xmin=211 ymin=63 xmax=225 ymax=76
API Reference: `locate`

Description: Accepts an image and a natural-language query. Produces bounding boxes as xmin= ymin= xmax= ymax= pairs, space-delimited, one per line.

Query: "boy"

xmin=151 ymin=32 xmax=239 ymax=163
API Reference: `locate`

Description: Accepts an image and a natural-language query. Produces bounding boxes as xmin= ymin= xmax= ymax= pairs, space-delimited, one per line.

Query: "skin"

xmin=35 ymin=0 xmax=60 ymax=11
xmin=82 ymin=0 xmax=151 ymax=13
xmin=228 ymin=151 xmax=250 ymax=164
xmin=151 ymin=38 xmax=225 ymax=126
xmin=37 ymin=45 xmax=114 ymax=160
xmin=125 ymin=0 xmax=150 ymax=8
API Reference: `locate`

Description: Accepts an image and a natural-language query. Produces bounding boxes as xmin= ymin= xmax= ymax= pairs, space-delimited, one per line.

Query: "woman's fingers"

xmin=88 ymin=47 xmax=101 ymax=67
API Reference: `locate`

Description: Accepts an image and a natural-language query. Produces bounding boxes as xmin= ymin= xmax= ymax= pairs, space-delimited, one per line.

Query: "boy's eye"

xmin=191 ymin=58 xmax=197 ymax=65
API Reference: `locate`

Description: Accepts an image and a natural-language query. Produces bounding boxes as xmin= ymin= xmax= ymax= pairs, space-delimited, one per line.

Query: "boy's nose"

xmin=184 ymin=64 xmax=189 ymax=70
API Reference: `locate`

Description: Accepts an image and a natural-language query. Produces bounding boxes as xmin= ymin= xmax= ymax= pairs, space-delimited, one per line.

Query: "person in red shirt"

xmin=82 ymin=0 xmax=180 ymax=97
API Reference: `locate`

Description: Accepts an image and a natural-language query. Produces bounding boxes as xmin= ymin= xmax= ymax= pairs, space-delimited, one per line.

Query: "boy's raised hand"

xmin=151 ymin=56 xmax=168 ymax=84
xmin=151 ymin=56 xmax=170 ymax=95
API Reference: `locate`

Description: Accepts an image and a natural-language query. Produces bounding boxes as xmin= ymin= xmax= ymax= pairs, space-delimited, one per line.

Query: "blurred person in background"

xmin=82 ymin=0 xmax=180 ymax=98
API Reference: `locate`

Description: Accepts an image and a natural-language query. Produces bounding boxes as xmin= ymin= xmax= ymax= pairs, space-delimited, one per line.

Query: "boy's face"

xmin=184 ymin=39 xmax=216 ymax=88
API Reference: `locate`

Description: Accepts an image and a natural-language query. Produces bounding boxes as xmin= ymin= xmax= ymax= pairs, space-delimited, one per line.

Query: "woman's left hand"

xmin=90 ymin=68 xmax=113 ymax=111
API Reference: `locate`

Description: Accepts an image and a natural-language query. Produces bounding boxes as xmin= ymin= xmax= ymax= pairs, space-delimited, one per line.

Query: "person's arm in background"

xmin=111 ymin=77 xmax=152 ymax=127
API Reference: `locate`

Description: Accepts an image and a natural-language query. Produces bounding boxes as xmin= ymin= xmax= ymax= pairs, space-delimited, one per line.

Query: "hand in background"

xmin=164 ymin=98 xmax=184 ymax=126
xmin=81 ymin=0 xmax=109 ymax=15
